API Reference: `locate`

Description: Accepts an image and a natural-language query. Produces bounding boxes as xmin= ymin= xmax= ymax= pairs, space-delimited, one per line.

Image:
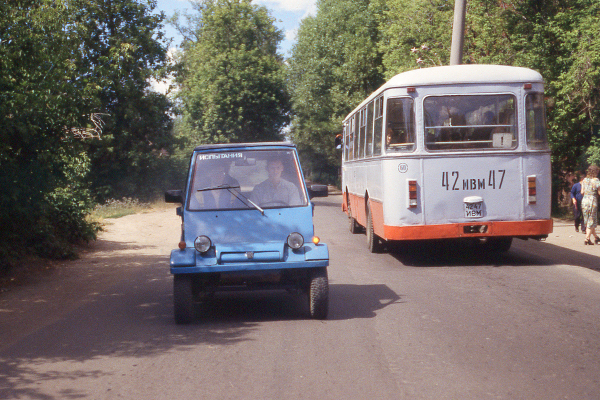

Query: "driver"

xmin=251 ymin=158 xmax=301 ymax=206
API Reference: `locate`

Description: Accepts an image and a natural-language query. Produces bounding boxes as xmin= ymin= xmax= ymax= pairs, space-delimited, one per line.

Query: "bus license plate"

xmin=464 ymin=202 xmax=483 ymax=218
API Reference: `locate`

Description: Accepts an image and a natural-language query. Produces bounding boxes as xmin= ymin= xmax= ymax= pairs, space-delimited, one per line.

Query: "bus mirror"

xmin=308 ymin=184 xmax=328 ymax=199
xmin=165 ymin=189 xmax=183 ymax=204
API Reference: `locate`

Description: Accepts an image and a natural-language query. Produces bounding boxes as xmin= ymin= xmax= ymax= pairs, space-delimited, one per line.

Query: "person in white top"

xmin=251 ymin=158 xmax=301 ymax=206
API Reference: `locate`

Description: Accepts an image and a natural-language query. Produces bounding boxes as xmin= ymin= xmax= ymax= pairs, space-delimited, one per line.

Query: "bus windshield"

xmin=424 ymin=94 xmax=517 ymax=151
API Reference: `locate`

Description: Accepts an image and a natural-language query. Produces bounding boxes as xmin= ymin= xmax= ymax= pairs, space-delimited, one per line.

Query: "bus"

xmin=340 ymin=64 xmax=553 ymax=252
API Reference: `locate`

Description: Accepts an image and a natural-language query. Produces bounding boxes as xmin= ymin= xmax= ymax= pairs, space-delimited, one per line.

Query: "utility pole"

xmin=450 ymin=0 xmax=467 ymax=65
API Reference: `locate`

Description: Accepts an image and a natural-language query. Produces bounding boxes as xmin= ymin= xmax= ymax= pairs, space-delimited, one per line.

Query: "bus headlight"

xmin=194 ymin=235 xmax=212 ymax=253
xmin=287 ymin=232 xmax=304 ymax=249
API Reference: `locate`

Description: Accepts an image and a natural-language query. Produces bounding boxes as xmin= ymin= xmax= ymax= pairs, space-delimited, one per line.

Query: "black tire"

xmin=349 ymin=216 xmax=361 ymax=234
xmin=174 ymin=275 xmax=194 ymax=324
xmin=367 ymin=202 xmax=383 ymax=253
xmin=308 ymin=268 xmax=329 ymax=319
xmin=347 ymin=194 xmax=361 ymax=234
xmin=486 ymin=237 xmax=513 ymax=252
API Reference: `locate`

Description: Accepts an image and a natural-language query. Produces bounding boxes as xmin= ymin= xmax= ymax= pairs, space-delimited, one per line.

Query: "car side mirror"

xmin=165 ymin=189 xmax=183 ymax=204
xmin=308 ymin=184 xmax=328 ymax=199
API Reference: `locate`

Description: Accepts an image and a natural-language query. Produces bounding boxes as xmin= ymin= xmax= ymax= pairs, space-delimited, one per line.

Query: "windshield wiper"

xmin=196 ymin=184 xmax=238 ymax=192
xmin=196 ymin=185 xmax=264 ymax=215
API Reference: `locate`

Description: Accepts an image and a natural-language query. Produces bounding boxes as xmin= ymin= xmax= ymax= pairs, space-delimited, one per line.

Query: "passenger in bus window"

xmin=251 ymin=158 xmax=301 ymax=206
xmin=386 ymin=125 xmax=408 ymax=147
xmin=467 ymin=110 xmax=496 ymax=147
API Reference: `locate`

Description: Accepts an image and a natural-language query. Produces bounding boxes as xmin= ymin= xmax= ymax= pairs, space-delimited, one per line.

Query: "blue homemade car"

xmin=165 ymin=142 xmax=329 ymax=324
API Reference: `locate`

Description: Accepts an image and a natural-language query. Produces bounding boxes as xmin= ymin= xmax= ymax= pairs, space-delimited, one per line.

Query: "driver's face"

xmin=267 ymin=160 xmax=283 ymax=183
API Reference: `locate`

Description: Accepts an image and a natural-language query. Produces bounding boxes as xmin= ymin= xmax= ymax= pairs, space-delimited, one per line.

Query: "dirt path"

xmin=0 ymin=207 xmax=181 ymax=350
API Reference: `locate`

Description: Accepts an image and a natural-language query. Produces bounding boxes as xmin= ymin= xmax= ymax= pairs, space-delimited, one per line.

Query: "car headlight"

xmin=194 ymin=235 xmax=212 ymax=253
xmin=287 ymin=232 xmax=304 ymax=249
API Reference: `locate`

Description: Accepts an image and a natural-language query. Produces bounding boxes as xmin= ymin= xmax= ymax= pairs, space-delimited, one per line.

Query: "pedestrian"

xmin=581 ymin=164 xmax=600 ymax=245
xmin=570 ymin=173 xmax=585 ymax=234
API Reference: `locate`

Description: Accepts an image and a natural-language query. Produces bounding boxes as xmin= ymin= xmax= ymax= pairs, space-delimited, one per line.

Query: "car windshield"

xmin=187 ymin=149 xmax=308 ymax=211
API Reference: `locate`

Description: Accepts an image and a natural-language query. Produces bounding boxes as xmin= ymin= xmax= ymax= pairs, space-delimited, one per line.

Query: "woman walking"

xmin=581 ymin=165 xmax=600 ymax=245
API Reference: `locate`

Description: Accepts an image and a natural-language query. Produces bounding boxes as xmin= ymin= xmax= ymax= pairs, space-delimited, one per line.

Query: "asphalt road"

xmin=1 ymin=195 xmax=600 ymax=399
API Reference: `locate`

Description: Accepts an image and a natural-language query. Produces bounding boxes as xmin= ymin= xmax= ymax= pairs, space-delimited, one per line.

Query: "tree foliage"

xmin=287 ymin=0 xmax=385 ymax=183
xmin=0 ymin=1 xmax=100 ymax=265
xmin=176 ymin=0 xmax=289 ymax=144
xmin=0 ymin=0 xmax=174 ymax=268
xmin=72 ymin=0 xmax=176 ymax=201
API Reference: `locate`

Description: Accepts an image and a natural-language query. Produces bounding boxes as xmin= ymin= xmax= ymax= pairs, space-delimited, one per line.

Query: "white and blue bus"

xmin=340 ymin=64 xmax=553 ymax=252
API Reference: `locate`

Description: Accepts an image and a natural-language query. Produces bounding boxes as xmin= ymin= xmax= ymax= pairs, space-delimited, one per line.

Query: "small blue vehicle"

xmin=165 ymin=142 xmax=329 ymax=324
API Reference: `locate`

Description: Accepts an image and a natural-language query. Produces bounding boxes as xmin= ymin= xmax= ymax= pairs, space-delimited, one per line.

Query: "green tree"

xmin=176 ymin=0 xmax=289 ymax=144
xmin=287 ymin=0 xmax=385 ymax=183
xmin=375 ymin=0 xmax=453 ymax=76
xmin=0 ymin=0 xmax=100 ymax=266
xmin=72 ymin=0 xmax=175 ymax=200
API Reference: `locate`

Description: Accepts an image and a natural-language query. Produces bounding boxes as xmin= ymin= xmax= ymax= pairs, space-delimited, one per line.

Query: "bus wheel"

xmin=308 ymin=268 xmax=329 ymax=319
xmin=367 ymin=203 xmax=383 ymax=253
xmin=486 ymin=237 xmax=513 ymax=252
xmin=349 ymin=216 xmax=361 ymax=233
xmin=347 ymin=196 xmax=361 ymax=234
xmin=174 ymin=275 xmax=194 ymax=324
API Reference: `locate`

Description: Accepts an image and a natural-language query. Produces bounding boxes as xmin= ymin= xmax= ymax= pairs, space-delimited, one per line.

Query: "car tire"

xmin=174 ymin=274 xmax=194 ymax=324
xmin=308 ymin=268 xmax=329 ymax=319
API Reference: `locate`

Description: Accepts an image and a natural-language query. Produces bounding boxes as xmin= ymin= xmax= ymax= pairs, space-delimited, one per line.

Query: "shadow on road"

xmin=328 ymin=283 xmax=402 ymax=321
xmin=385 ymin=238 xmax=600 ymax=271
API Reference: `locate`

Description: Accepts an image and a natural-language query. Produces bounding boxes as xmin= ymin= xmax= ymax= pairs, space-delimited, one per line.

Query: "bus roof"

xmin=345 ymin=64 xmax=543 ymax=121
xmin=385 ymin=64 xmax=542 ymax=88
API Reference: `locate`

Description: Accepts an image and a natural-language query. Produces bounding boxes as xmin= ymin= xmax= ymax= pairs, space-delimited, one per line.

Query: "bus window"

xmin=373 ymin=96 xmax=383 ymax=156
xmin=342 ymin=124 xmax=348 ymax=161
xmin=348 ymin=117 xmax=355 ymax=160
xmin=386 ymin=98 xmax=415 ymax=152
xmin=354 ymin=113 xmax=360 ymax=159
xmin=366 ymin=101 xmax=374 ymax=157
xmin=526 ymin=93 xmax=549 ymax=150
xmin=359 ymin=108 xmax=366 ymax=158
xmin=424 ymin=94 xmax=517 ymax=150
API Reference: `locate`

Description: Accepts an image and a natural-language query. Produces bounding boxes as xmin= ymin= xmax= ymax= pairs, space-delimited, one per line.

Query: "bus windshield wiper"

xmin=196 ymin=185 xmax=264 ymax=215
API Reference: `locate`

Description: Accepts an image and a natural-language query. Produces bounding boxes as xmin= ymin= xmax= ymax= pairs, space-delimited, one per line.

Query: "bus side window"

xmin=373 ymin=96 xmax=383 ymax=156
xmin=359 ymin=108 xmax=366 ymax=159
xmin=386 ymin=97 xmax=415 ymax=152
xmin=354 ymin=113 xmax=360 ymax=159
xmin=348 ymin=117 xmax=355 ymax=160
xmin=366 ymin=101 xmax=374 ymax=157
xmin=526 ymin=93 xmax=549 ymax=150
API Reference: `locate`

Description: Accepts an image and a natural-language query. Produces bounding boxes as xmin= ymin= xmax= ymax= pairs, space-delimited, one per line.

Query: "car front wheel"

xmin=174 ymin=274 xmax=194 ymax=324
xmin=308 ymin=268 xmax=329 ymax=319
